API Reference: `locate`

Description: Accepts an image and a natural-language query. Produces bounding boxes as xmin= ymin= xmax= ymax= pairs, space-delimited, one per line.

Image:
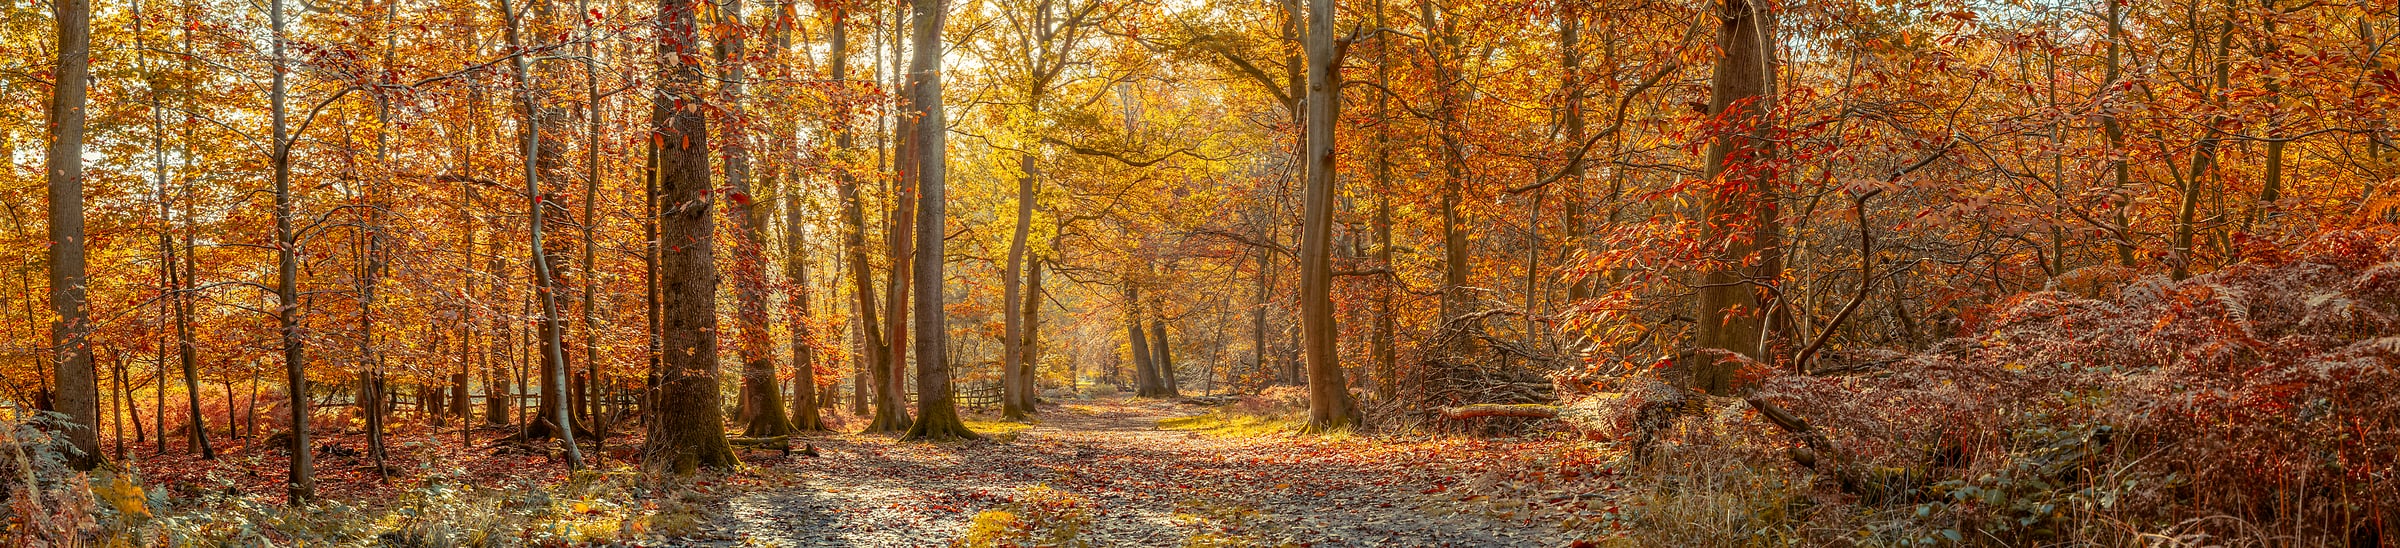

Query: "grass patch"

xmin=963 ymin=419 xmax=1034 ymax=442
xmin=1158 ymin=410 xmax=1299 ymax=438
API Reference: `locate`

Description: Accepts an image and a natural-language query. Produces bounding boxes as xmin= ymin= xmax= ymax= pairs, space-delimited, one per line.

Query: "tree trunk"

xmin=900 ymin=0 xmax=976 ymax=442
xmin=505 ymin=0 xmax=582 ymax=467
xmin=459 ymin=140 xmax=483 ymax=428
xmin=1016 ymin=258 xmax=1043 ymax=411
xmin=2100 ymin=0 xmax=2137 ymax=268
xmin=1369 ymin=0 xmax=1395 ymax=400
xmin=643 ymin=103 xmax=663 ymax=429
xmin=832 ymin=5 xmax=908 ymax=434
xmin=2251 ymin=0 xmax=2285 ymax=230
xmin=1149 ymin=318 xmax=1180 ymax=397
xmin=643 ymin=0 xmax=739 ymax=473
xmin=785 ymin=169 xmax=826 ymax=432
xmin=1691 ymin=0 xmax=1781 ymax=394
xmin=1421 ymin=0 xmax=1471 ymax=320
xmin=1126 ymin=282 xmax=1161 ymax=396
xmin=45 ymin=0 xmax=97 ymax=471
xmin=1001 ymin=155 xmax=1037 ymax=420
xmin=1300 ymin=0 xmax=1358 ymax=430
xmin=577 ymin=0 xmax=607 ymax=444
xmin=880 ymin=7 xmax=922 ymax=432
xmin=2171 ymin=0 xmax=2236 ymax=281
xmin=145 ymin=0 xmax=214 ymax=459
xmin=1252 ymin=246 xmax=1274 ymax=388
xmin=713 ymin=0 xmax=795 ymax=439
xmin=484 ymin=225 xmax=514 ymax=427
xmin=359 ymin=0 xmax=400 ymax=476
xmin=267 ymin=0 xmax=315 ymax=501
xmin=1559 ymin=5 xmax=1589 ymax=303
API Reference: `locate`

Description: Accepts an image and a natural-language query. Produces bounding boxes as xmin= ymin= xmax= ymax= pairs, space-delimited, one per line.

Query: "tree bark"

xmin=900 ymin=0 xmax=977 ymax=441
xmin=2250 ymin=0 xmax=2286 ymax=230
xmin=1300 ymin=0 xmax=1358 ymax=430
xmin=2100 ymin=0 xmax=2137 ymax=268
xmin=505 ymin=0 xmax=582 ymax=468
xmin=1126 ymin=281 xmax=1161 ymax=396
xmin=267 ymin=0 xmax=316 ymax=501
xmin=1017 ymin=257 xmax=1044 ymax=410
xmin=1002 ymin=155 xmax=1037 ymax=420
xmin=713 ymin=0 xmax=795 ymax=438
xmin=577 ymin=0 xmax=608 ymax=443
xmin=643 ymin=0 xmax=739 ymax=473
xmin=785 ymin=167 xmax=826 ymax=432
xmin=1691 ymin=0 xmax=1781 ymax=394
xmin=485 ymin=226 xmax=516 ymax=427
xmin=1149 ymin=317 xmax=1180 ymax=397
xmin=879 ymin=37 xmax=922 ymax=434
xmin=1559 ymin=5 xmax=1590 ymax=302
xmin=145 ymin=0 xmax=214 ymax=460
xmin=45 ymin=0 xmax=96 ymax=471
xmin=358 ymin=0 xmax=403 ymax=476
xmin=1368 ymin=0 xmax=1395 ymax=400
xmin=2171 ymin=0 xmax=2236 ymax=281
xmin=831 ymin=5 xmax=908 ymax=434
xmin=1420 ymin=0 xmax=1471 ymax=320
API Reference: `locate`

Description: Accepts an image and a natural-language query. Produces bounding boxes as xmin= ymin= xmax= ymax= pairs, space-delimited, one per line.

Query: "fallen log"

xmin=1437 ymin=403 xmax=1561 ymax=420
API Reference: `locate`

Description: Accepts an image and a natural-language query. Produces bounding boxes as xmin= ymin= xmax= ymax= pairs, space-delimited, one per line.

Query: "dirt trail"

xmin=702 ymin=398 xmax=1569 ymax=547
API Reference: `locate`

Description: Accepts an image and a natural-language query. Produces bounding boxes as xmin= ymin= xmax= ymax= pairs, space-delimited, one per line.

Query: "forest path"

xmin=702 ymin=397 xmax=1578 ymax=547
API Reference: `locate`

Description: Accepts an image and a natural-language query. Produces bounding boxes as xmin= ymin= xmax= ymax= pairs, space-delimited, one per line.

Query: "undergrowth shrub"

xmin=1713 ymin=228 xmax=2400 ymax=545
xmin=4 ymin=408 xmax=99 ymax=547
xmin=1241 ymin=386 xmax=1310 ymax=418
xmin=4 ymin=404 xmax=729 ymax=547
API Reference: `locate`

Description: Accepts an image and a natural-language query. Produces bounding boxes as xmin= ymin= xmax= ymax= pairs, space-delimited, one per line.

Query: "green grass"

xmin=963 ymin=419 xmax=1034 ymax=436
xmin=1158 ymin=410 xmax=1300 ymax=438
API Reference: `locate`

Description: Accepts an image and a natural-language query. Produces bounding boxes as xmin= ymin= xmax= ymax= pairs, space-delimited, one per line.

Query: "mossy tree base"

xmin=861 ymin=403 xmax=913 ymax=435
xmin=903 ymin=407 xmax=982 ymax=442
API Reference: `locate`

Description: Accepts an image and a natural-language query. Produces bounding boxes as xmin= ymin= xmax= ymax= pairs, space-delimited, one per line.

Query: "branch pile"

xmin=1388 ymin=309 xmax=1567 ymax=433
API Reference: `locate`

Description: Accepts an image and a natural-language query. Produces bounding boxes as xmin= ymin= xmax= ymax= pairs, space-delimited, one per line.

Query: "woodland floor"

xmin=698 ymin=397 xmax=1613 ymax=547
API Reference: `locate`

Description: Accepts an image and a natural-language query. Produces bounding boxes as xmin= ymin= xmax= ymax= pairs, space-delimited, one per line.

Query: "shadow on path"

xmin=703 ymin=398 xmax=1566 ymax=547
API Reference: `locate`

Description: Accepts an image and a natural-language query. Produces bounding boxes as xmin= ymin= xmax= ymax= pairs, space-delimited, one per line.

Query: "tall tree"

xmin=901 ymin=0 xmax=977 ymax=441
xmin=2099 ymin=0 xmax=2136 ymax=268
xmin=718 ymin=0 xmax=797 ymax=438
xmin=142 ymin=0 xmax=212 ymax=460
xmin=360 ymin=0 xmax=402 ymax=476
xmin=576 ymin=0 xmax=608 ymax=441
xmin=1124 ymin=280 xmax=1161 ymax=396
xmin=268 ymin=0 xmax=316 ymax=502
xmin=830 ymin=2 xmax=910 ymax=435
xmin=1366 ymin=0 xmax=1394 ymax=400
xmin=1002 ymin=158 xmax=1039 ymax=419
xmin=773 ymin=0 xmax=826 ymax=433
xmin=505 ymin=0 xmax=583 ymax=468
xmin=1690 ymin=0 xmax=1780 ymax=393
xmin=45 ymin=0 xmax=97 ymax=470
xmin=1297 ymin=0 xmax=1356 ymax=430
xmin=1420 ymin=0 xmax=1471 ymax=320
xmin=1147 ymin=317 xmax=1180 ymax=397
xmin=643 ymin=0 xmax=739 ymax=473
xmin=880 ymin=0 xmax=923 ymax=436
xmin=994 ymin=0 xmax=1105 ymax=420
xmin=1014 ymin=257 xmax=1043 ymax=411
